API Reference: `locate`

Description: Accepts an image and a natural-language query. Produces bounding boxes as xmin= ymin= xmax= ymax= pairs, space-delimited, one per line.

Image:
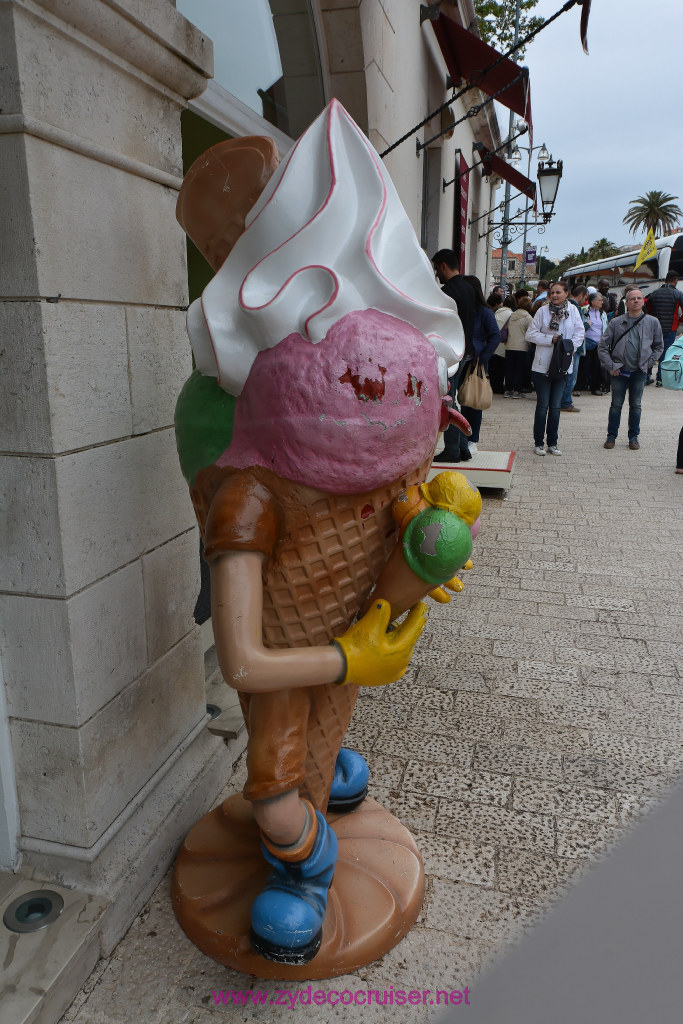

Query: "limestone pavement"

xmin=60 ymin=385 xmax=683 ymax=1023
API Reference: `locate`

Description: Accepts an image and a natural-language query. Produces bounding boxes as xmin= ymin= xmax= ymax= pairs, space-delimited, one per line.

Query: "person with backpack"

xmin=597 ymin=288 xmax=663 ymax=450
xmin=526 ymin=280 xmax=586 ymax=456
xmin=644 ymin=271 xmax=683 ymax=385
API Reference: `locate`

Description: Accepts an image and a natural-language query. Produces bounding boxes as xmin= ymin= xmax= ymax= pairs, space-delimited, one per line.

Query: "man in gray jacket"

xmin=598 ymin=289 xmax=663 ymax=450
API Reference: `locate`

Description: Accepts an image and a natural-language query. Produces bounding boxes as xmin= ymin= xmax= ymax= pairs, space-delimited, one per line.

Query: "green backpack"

xmin=660 ymin=338 xmax=683 ymax=390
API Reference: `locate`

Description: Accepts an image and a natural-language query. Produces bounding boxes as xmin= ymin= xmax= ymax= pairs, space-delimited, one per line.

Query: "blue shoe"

xmin=327 ymin=748 xmax=369 ymax=813
xmin=250 ymin=810 xmax=338 ymax=965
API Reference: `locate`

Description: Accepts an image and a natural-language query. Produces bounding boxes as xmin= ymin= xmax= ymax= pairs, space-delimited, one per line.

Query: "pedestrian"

xmin=504 ymin=295 xmax=533 ymax=397
xmin=561 ymin=285 xmax=589 ymax=411
xmin=598 ymin=288 xmax=664 ymax=451
xmin=645 ymin=270 xmax=683 ymax=386
xmin=460 ymin=274 xmax=502 ymax=454
xmin=597 ymin=278 xmax=617 ymax=320
xmin=526 ymin=281 xmax=585 ymax=456
xmin=488 ymin=292 xmax=512 ymax=395
xmin=582 ymin=292 xmax=608 ymax=395
xmin=616 ymin=284 xmax=637 ymax=317
xmin=677 ymin=425 xmax=683 ymax=475
xmin=531 ymin=279 xmax=549 ymax=314
xmin=432 ymin=249 xmax=477 ymax=462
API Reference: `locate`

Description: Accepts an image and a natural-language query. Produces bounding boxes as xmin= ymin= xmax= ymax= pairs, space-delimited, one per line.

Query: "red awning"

xmin=432 ymin=15 xmax=533 ymax=144
xmin=480 ymin=152 xmax=536 ymax=203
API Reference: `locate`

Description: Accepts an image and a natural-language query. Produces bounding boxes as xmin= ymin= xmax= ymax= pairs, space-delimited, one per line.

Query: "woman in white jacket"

xmin=526 ymin=281 xmax=586 ymax=456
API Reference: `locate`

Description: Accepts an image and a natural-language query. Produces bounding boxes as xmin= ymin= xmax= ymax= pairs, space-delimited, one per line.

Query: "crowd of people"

xmin=431 ymin=249 xmax=682 ymax=470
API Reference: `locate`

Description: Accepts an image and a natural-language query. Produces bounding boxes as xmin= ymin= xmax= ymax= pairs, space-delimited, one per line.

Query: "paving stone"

xmin=454 ymin=692 xmax=539 ymax=722
xmin=365 ymin=754 xmax=406 ymax=790
xmin=602 ymin=708 xmax=683 ymax=740
xmin=385 ymin=684 xmax=453 ymax=711
xmin=581 ymin=668 xmax=654 ymax=693
xmin=501 ymin=721 xmax=592 ymax=754
xmin=562 ymin=754 xmax=672 ymax=792
xmin=517 ymin=660 xmax=581 ymax=682
xmin=416 ymin=667 xmax=491 ymax=693
xmin=376 ymin=731 xmax=474 ymax=767
xmin=512 ymin=778 xmax=618 ymax=823
xmin=407 ymin=707 xmax=504 ymax=743
xmin=424 ymin=880 xmax=538 ymax=945
xmin=360 ymin=925 xmax=487 ymax=998
xmin=411 ymin=831 xmax=496 ymax=886
xmin=537 ymin=602 xmax=597 ymax=621
xmin=589 ymin=730 xmax=683 ymax=771
xmin=403 ymin=763 xmax=512 ymax=806
xmin=474 ymin=742 xmax=563 ymax=782
xmin=495 ymin=847 xmax=588 ymax=902
xmin=567 ymin=594 xmax=635 ymax=611
xmin=435 ymin=800 xmax=555 ymax=852
xmin=555 ymin=815 xmax=627 ymax=859
xmin=379 ymin=790 xmax=439 ymax=832
xmin=615 ymin=791 xmax=668 ymax=826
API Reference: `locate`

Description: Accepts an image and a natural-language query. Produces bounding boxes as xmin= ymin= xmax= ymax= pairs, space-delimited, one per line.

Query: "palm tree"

xmin=623 ymin=191 xmax=683 ymax=238
xmin=587 ymin=238 xmax=619 ymax=260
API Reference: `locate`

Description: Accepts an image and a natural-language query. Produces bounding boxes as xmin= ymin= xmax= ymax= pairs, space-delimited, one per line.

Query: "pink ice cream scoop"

xmin=216 ymin=309 xmax=442 ymax=494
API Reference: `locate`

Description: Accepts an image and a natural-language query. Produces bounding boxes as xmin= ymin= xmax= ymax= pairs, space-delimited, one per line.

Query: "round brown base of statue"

xmin=172 ymin=794 xmax=424 ymax=979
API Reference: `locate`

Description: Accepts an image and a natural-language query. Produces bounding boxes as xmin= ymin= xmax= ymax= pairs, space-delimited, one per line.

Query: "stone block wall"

xmin=0 ymin=0 xmax=235 ymax=934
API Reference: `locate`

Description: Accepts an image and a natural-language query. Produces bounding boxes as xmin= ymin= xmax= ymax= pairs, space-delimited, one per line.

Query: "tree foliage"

xmin=474 ymin=0 xmax=544 ymax=59
xmin=623 ymin=191 xmax=683 ymax=238
xmin=586 ymin=238 xmax=619 ymax=260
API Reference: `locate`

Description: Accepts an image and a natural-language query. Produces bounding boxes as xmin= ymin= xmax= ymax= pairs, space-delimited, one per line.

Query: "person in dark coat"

xmin=432 ymin=249 xmax=477 ymax=462
xmin=458 ymin=274 xmax=502 ymax=454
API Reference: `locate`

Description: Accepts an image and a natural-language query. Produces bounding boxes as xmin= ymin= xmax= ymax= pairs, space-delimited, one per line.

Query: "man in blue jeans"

xmin=598 ymin=289 xmax=663 ymax=450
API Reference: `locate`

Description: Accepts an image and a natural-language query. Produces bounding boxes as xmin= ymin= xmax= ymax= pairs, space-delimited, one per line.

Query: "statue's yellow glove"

xmin=333 ymin=599 xmax=428 ymax=687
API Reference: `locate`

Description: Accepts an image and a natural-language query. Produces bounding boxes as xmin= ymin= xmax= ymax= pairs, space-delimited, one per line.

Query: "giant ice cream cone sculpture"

xmin=171 ymin=100 xmax=475 ymax=977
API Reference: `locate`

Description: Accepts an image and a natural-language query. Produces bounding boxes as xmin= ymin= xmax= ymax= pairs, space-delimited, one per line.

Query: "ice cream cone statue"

xmin=172 ymin=100 xmax=481 ymax=978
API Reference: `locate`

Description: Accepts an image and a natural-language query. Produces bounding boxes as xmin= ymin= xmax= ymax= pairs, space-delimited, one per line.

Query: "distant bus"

xmin=564 ymin=233 xmax=683 ymax=298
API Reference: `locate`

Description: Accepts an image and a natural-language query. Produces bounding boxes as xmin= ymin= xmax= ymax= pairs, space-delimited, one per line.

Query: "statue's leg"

xmin=243 ymin=689 xmax=338 ymax=965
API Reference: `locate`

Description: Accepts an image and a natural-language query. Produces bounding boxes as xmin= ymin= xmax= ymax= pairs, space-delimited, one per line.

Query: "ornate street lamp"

xmin=537 ymin=157 xmax=563 ymax=223
xmin=508 ymin=134 xmax=552 ymax=284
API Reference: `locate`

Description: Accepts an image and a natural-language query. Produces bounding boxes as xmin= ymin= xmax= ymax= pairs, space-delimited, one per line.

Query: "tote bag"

xmin=458 ymin=360 xmax=493 ymax=410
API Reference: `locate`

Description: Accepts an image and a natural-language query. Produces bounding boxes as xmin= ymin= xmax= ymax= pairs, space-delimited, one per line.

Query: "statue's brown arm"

xmin=210 ymin=549 xmax=345 ymax=693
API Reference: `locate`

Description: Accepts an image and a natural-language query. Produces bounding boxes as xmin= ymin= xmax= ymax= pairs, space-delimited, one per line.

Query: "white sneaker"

xmin=534 ymin=445 xmax=546 ymax=456
xmin=547 ymin=445 xmax=563 ymax=456
xmin=468 ymin=442 xmax=478 ymax=455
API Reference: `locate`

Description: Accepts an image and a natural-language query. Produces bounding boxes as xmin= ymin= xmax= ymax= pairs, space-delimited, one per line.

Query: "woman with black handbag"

xmin=526 ymin=281 xmax=585 ymax=456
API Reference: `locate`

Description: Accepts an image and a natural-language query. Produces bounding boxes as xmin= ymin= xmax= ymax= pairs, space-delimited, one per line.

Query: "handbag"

xmin=458 ymin=360 xmax=493 ymax=410
xmin=499 ymin=324 xmax=509 ymax=344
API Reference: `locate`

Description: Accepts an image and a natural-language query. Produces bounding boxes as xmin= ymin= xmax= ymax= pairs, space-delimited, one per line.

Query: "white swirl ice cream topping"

xmin=187 ymin=99 xmax=464 ymax=395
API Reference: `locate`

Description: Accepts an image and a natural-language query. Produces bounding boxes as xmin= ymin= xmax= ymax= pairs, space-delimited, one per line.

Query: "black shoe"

xmin=460 ymin=447 xmax=473 ymax=462
xmin=645 ymin=378 xmax=654 ymax=386
xmin=590 ymin=390 xmax=603 ymax=396
xmin=433 ymin=450 xmax=460 ymax=463
xmin=656 ymin=380 xmax=663 ymax=388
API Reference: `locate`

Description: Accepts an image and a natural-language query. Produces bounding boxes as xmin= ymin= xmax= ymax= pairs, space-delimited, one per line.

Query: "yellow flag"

xmin=633 ymin=228 xmax=657 ymax=272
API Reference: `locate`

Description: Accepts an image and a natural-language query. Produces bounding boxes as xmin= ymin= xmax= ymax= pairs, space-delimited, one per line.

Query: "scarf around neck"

xmin=548 ymin=301 xmax=569 ymax=332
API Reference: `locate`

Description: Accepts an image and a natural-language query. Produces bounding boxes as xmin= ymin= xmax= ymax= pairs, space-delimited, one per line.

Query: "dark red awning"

xmin=432 ymin=15 xmax=533 ymax=144
xmin=480 ymin=152 xmax=536 ymax=203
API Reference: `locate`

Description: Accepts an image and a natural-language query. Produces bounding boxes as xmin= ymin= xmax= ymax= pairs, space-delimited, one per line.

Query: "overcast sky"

xmin=498 ymin=0 xmax=682 ymax=261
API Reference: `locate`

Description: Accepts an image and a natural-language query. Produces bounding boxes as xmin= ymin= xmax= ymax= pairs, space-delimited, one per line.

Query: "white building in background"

xmin=0 ymin=2 xmax=510 ymax=1019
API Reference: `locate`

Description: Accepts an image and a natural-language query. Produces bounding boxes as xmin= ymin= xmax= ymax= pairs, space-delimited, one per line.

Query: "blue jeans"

xmin=532 ymin=372 xmax=565 ymax=447
xmin=561 ymin=351 xmax=581 ymax=407
xmin=656 ymin=331 xmax=677 ymax=381
xmin=607 ymin=369 xmax=646 ymax=440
